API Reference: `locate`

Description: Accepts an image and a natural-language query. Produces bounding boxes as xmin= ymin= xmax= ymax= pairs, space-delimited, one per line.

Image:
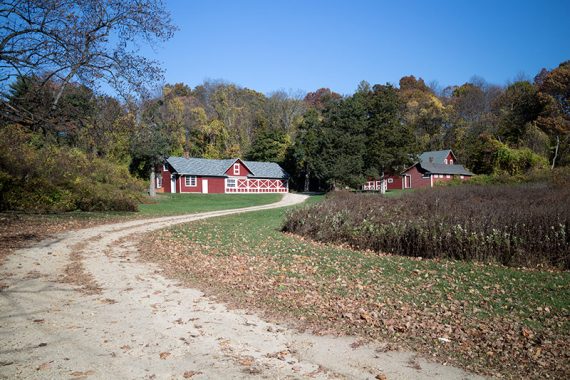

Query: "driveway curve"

xmin=0 ymin=193 xmax=483 ymax=379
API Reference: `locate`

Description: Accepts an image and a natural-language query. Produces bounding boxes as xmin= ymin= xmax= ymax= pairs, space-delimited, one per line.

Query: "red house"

xmin=402 ymin=149 xmax=474 ymax=189
xmin=157 ymin=156 xmax=289 ymax=194
xmin=363 ymin=150 xmax=474 ymax=191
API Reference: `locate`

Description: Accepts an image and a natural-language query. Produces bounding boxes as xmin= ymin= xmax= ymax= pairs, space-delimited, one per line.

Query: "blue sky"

xmin=144 ymin=0 xmax=570 ymax=95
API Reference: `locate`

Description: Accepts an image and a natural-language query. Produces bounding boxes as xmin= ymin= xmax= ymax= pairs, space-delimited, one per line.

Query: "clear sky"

xmin=144 ymin=0 xmax=570 ymax=95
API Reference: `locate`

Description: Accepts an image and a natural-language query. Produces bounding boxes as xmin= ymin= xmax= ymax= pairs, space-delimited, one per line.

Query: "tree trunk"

xmin=149 ymin=169 xmax=156 ymax=197
xmin=551 ymin=135 xmax=560 ymax=170
xmin=304 ymin=166 xmax=310 ymax=193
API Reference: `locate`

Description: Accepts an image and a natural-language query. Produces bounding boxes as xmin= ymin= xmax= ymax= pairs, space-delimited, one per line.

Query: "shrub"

xmin=0 ymin=125 xmax=144 ymax=212
xmin=283 ymin=184 xmax=570 ymax=269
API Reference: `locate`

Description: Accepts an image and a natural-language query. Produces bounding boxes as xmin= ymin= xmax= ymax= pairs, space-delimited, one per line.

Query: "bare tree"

xmin=0 ymin=0 xmax=176 ymax=108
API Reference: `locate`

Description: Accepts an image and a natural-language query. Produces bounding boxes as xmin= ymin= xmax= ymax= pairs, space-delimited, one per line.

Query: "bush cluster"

xmin=0 ymin=125 xmax=145 ymax=213
xmin=283 ymin=184 xmax=570 ymax=269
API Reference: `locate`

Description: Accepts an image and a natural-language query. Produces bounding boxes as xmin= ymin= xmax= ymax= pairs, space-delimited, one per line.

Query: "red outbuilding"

xmin=157 ymin=157 xmax=289 ymax=194
xmin=362 ymin=149 xmax=474 ymax=191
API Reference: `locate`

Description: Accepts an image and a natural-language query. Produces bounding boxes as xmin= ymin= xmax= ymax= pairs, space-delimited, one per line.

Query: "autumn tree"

xmin=534 ymin=61 xmax=570 ymax=168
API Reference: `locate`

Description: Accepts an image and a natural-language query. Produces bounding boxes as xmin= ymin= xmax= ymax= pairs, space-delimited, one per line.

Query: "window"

xmin=185 ymin=176 xmax=197 ymax=187
xmin=446 ymin=175 xmax=451 ymax=178
xmin=449 ymin=159 xmax=453 ymax=165
xmin=387 ymin=178 xmax=394 ymax=184
xmin=460 ymin=175 xmax=464 ymax=179
xmin=156 ymin=176 xmax=163 ymax=188
xmin=444 ymin=159 xmax=448 ymax=164
xmin=233 ymin=163 xmax=240 ymax=175
xmin=226 ymin=178 xmax=236 ymax=188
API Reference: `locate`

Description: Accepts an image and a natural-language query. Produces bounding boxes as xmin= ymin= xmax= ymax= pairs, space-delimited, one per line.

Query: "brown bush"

xmin=283 ymin=184 xmax=570 ymax=269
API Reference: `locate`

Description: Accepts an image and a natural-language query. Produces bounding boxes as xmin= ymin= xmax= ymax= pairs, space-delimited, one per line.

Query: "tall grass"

xmin=283 ymin=184 xmax=570 ymax=269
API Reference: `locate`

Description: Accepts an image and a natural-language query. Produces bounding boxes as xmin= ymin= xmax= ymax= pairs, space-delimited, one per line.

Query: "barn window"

xmin=233 ymin=163 xmax=240 ymax=175
xmin=185 ymin=176 xmax=197 ymax=187
xmin=387 ymin=178 xmax=394 ymax=184
xmin=460 ymin=175 xmax=464 ymax=179
xmin=446 ymin=175 xmax=451 ymax=178
xmin=227 ymin=178 xmax=236 ymax=188
xmin=156 ymin=176 xmax=162 ymax=188
xmin=450 ymin=159 xmax=453 ymax=165
xmin=444 ymin=159 xmax=448 ymax=164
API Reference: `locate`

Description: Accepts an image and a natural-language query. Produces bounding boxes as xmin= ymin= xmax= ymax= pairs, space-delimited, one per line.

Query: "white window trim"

xmin=226 ymin=178 xmax=236 ymax=188
xmin=449 ymin=159 xmax=453 ymax=165
xmin=446 ymin=175 xmax=451 ymax=178
xmin=404 ymin=175 xmax=412 ymax=189
xmin=387 ymin=178 xmax=394 ymax=184
xmin=444 ymin=159 xmax=448 ymax=165
xmin=233 ymin=163 xmax=240 ymax=175
xmin=185 ymin=175 xmax=197 ymax=187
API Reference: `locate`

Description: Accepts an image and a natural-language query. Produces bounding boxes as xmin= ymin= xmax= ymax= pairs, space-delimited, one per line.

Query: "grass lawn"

xmin=139 ymin=196 xmax=570 ymax=379
xmin=138 ymin=193 xmax=283 ymax=216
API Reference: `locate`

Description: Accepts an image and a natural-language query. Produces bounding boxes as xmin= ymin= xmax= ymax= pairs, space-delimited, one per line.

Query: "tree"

xmin=366 ymin=84 xmax=416 ymax=176
xmin=304 ymin=88 xmax=341 ymax=111
xmin=534 ymin=61 xmax=570 ymax=168
xmin=0 ymin=0 xmax=176 ymax=113
xmin=495 ymin=81 xmax=542 ymax=145
xmin=289 ymin=108 xmax=321 ymax=191
xmin=247 ymin=125 xmax=290 ymax=163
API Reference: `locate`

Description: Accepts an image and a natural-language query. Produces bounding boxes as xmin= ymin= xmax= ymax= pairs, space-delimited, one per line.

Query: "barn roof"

xmin=402 ymin=149 xmax=474 ymax=176
xmin=420 ymin=162 xmax=474 ymax=176
xmin=166 ymin=157 xmax=288 ymax=179
xmin=419 ymin=149 xmax=454 ymax=164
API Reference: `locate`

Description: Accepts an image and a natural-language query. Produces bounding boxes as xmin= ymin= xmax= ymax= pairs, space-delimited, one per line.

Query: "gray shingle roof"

xmin=420 ymin=163 xmax=474 ymax=176
xmin=404 ymin=149 xmax=474 ymax=176
xmin=419 ymin=150 xmax=453 ymax=164
xmin=166 ymin=157 xmax=289 ymax=179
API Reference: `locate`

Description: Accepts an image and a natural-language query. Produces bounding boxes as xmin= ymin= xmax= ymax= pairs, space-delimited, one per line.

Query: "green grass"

xmin=6 ymin=193 xmax=284 ymax=222
xmin=170 ymin=205 xmax=569 ymax=323
xmin=150 ymin=196 xmax=569 ymax=378
xmin=138 ymin=193 xmax=283 ymax=216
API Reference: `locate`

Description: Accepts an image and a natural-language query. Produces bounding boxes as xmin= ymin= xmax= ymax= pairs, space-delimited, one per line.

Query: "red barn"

xmin=362 ymin=149 xmax=474 ymax=191
xmin=157 ymin=157 xmax=289 ymax=194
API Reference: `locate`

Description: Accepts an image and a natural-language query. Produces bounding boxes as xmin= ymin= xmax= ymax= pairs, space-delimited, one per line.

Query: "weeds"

xmin=283 ymin=184 xmax=570 ymax=269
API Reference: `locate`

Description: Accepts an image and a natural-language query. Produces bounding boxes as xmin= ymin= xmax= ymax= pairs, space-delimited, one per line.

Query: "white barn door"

xmin=202 ymin=179 xmax=209 ymax=194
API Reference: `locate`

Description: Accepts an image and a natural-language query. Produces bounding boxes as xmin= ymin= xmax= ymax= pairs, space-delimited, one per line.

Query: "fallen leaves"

xmin=137 ymin=212 xmax=570 ymax=380
xmin=159 ymin=351 xmax=171 ymax=360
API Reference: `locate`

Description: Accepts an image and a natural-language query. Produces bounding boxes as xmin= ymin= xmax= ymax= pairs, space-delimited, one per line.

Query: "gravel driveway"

xmin=0 ymin=193 xmax=483 ymax=379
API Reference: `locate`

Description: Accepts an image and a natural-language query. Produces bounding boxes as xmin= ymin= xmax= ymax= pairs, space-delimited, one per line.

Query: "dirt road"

xmin=0 ymin=194 xmax=483 ymax=379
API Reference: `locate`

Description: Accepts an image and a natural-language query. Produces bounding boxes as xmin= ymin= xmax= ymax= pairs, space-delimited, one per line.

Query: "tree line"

xmin=0 ymin=1 xmax=568 ymax=211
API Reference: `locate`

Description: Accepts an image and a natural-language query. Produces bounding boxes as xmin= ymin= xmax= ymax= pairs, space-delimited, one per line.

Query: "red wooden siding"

xmin=225 ymin=160 xmax=251 ymax=176
xmin=402 ymin=165 xmax=431 ymax=189
xmin=445 ymin=151 xmax=456 ymax=165
xmin=385 ymin=175 xmax=402 ymax=190
xmin=162 ymin=166 xmax=172 ymax=193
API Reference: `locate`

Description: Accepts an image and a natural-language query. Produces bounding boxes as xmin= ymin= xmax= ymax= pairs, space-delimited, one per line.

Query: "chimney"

xmin=183 ymin=151 xmax=189 ymax=159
